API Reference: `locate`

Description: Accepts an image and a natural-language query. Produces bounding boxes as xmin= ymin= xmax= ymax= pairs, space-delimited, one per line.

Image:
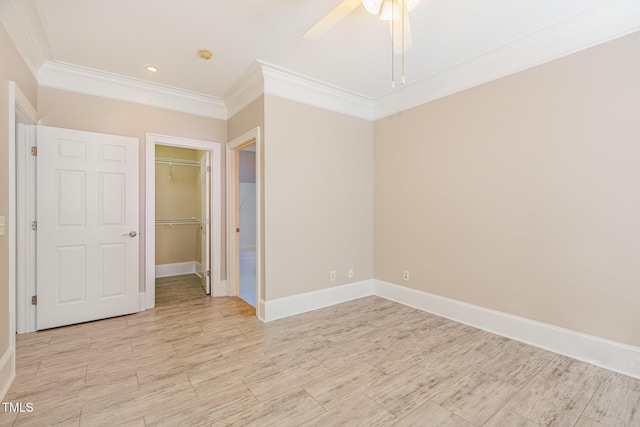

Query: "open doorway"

xmin=227 ymin=127 xmax=264 ymax=320
xmin=154 ymin=145 xmax=210 ymax=294
xmin=145 ymin=133 xmax=222 ymax=310
xmin=238 ymin=144 xmax=256 ymax=306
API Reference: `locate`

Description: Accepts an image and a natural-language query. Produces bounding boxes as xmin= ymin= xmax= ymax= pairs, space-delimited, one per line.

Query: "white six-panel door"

xmin=36 ymin=126 xmax=139 ymax=330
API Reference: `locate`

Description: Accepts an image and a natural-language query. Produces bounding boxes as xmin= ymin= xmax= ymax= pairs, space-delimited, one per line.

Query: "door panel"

xmin=37 ymin=125 xmax=139 ymax=330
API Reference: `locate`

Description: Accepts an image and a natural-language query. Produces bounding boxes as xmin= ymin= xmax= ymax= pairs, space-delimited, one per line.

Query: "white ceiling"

xmin=2 ymin=0 xmax=639 ymax=118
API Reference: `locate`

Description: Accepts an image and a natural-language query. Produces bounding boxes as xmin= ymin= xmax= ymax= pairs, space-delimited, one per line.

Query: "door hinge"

xmin=31 ymin=296 xmax=37 ymax=305
xmin=31 ymin=147 xmax=37 ymax=156
xmin=206 ymin=270 xmax=211 ymax=277
xmin=31 ymin=221 xmax=37 ymax=231
xmin=206 ymin=166 xmax=211 ymax=173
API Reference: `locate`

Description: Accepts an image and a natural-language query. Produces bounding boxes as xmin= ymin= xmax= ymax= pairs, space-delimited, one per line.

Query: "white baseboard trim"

xmin=155 ymin=262 xmax=197 ymax=278
xmin=263 ymin=280 xmax=374 ymax=322
xmin=373 ymin=279 xmax=640 ymax=380
xmin=0 ymin=346 xmax=16 ymax=401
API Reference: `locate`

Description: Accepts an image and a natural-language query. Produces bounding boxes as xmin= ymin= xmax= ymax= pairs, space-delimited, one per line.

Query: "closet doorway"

xmin=155 ymin=146 xmax=210 ymax=293
xmin=145 ymin=134 xmax=222 ymax=310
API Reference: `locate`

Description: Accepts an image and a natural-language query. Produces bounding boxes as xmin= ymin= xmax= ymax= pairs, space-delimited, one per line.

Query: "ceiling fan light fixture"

xmin=362 ymin=0 xmax=383 ymax=15
xmin=379 ymin=0 xmax=400 ymax=21
xmin=377 ymin=0 xmax=421 ymax=20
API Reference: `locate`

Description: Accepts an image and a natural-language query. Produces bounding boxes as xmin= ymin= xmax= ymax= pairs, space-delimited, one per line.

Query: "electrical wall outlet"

xmin=348 ymin=268 xmax=354 ymax=279
xmin=402 ymin=270 xmax=410 ymax=281
xmin=330 ymin=271 xmax=336 ymax=281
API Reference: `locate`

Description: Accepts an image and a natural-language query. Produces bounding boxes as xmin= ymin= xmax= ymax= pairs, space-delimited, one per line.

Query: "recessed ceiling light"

xmin=145 ymin=66 xmax=159 ymax=73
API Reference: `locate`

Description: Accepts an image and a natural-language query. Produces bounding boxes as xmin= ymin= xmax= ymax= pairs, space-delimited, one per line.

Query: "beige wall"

xmin=374 ymin=31 xmax=640 ymax=347
xmin=0 ymin=23 xmax=38 ymax=391
xmin=264 ymin=95 xmax=373 ymax=300
xmin=38 ymin=87 xmax=227 ymax=289
xmin=155 ymin=146 xmax=203 ymax=265
xmin=227 ymin=95 xmax=264 ymax=142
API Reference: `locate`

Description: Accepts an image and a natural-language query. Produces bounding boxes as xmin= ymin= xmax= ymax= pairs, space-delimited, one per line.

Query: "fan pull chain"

xmin=401 ymin=0 xmax=406 ymax=85
xmin=391 ymin=0 xmax=395 ymax=89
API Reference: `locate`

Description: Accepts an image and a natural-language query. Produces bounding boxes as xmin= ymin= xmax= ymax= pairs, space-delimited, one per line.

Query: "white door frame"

xmin=9 ymin=81 xmax=39 ymax=336
xmin=227 ymin=127 xmax=264 ymax=320
xmin=145 ymin=133 xmax=222 ymax=309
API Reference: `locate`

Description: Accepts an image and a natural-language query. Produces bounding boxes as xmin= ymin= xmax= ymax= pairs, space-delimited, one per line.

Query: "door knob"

xmin=123 ymin=231 xmax=137 ymax=237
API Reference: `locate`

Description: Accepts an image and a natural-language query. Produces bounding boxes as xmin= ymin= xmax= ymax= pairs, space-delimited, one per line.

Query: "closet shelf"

xmin=156 ymin=217 xmax=201 ymax=226
xmin=155 ymin=157 xmax=201 ymax=167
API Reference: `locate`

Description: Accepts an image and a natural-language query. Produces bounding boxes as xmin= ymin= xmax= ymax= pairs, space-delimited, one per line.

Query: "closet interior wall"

xmin=155 ymin=145 xmax=205 ymax=278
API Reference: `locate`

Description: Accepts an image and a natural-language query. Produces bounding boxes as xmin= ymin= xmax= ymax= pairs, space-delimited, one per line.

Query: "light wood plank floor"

xmin=2 ymin=274 xmax=639 ymax=426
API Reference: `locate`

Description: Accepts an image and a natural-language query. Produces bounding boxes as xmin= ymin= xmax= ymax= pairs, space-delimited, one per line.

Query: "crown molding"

xmin=374 ymin=0 xmax=640 ymax=119
xmin=259 ymin=61 xmax=374 ymax=121
xmin=4 ymin=0 xmax=638 ymax=123
xmin=0 ymin=0 xmax=52 ymax=77
xmin=38 ymin=61 xmax=227 ymax=120
xmin=223 ymin=61 xmax=264 ymax=120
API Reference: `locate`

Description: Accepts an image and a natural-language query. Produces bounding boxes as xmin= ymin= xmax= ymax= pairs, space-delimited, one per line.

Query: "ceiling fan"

xmin=304 ymin=0 xmax=422 ymax=53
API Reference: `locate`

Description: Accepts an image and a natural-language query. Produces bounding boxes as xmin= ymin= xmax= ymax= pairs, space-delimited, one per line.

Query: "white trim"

xmin=39 ymin=61 xmax=227 ymax=120
xmin=15 ymin=123 xmax=37 ymax=334
xmin=213 ymin=280 xmax=229 ymax=298
xmin=155 ymin=262 xmax=198 ymax=278
xmin=0 ymin=347 xmax=16 ymax=401
xmin=145 ymin=133 xmax=223 ymax=309
xmin=8 ymin=82 xmax=17 ymax=352
xmin=226 ymin=127 xmax=265 ymax=320
xmin=373 ymin=280 xmax=640 ymax=380
xmin=374 ymin=0 xmax=640 ymax=119
xmin=224 ymin=62 xmax=264 ymax=120
xmin=259 ymin=61 xmax=374 ymax=121
xmin=138 ymin=292 xmax=146 ymax=312
xmin=11 ymin=82 xmax=39 ymax=337
xmin=0 ymin=0 xmax=51 ymax=78
xmin=263 ymin=280 xmax=374 ymax=322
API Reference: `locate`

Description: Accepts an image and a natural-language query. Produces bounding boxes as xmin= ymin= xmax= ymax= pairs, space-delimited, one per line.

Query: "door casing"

xmin=10 ymin=81 xmax=40 ymax=335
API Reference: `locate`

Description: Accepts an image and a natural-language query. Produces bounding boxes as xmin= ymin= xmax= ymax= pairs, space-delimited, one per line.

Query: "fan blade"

xmin=303 ymin=0 xmax=362 ymax=41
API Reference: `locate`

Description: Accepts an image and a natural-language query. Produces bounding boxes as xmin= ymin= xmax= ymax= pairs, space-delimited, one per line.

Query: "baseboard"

xmin=263 ymin=280 xmax=374 ymax=322
xmin=155 ymin=261 xmax=197 ymax=278
xmin=373 ymin=279 xmax=640 ymax=380
xmin=0 ymin=346 xmax=15 ymax=401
